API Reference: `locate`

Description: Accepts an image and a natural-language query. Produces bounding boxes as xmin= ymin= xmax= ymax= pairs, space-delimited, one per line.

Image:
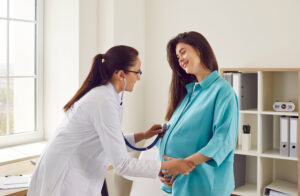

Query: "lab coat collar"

xmin=185 ymin=70 xmax=219 ymax=93
xmin=108 ymin=82 xmax=122 ymax=105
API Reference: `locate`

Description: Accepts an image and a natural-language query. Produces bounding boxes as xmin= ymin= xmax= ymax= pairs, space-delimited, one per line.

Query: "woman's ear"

xmin=196 ymin=48 xmax=201 ymax=57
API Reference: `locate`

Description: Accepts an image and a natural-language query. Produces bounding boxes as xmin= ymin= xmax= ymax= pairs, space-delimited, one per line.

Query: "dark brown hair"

xmin=165 ymin=31 xmax=218 ymax=120
xmin=63 ymin=45 xmax=138 ymax=112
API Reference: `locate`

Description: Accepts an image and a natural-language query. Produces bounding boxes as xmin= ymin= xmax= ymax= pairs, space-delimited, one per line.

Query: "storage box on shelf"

xmin=220 ymin=68 xmax=299 ymax=196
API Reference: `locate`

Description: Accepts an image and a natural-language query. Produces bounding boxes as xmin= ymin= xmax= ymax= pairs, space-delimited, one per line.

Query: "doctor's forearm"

xmin=185 ymin=153 xmax=212 ymax=165
xmin=134 ymin=132 xmax=145 ymax=143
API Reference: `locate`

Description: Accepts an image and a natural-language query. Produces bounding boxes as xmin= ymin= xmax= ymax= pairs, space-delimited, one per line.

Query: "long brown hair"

xmin=165 ymin=31 xmax=218 ymax=120
xmin=63 ymin=45 xmax=138 ymax=112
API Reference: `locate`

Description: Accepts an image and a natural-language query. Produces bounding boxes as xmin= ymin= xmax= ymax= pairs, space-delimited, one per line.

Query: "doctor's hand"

xmin=143 ymin=124 xmax=164 ymax=139
xmin=158 ymin=170 xmax=177 ymax=187
xmin=161 ymin=155 xmax=195 ymax=177
xmin=134 ymin=124 xmax=164 ymax=143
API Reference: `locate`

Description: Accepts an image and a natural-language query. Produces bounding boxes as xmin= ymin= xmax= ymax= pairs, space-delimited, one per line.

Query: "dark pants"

xmin=101 ymin=179 xmax=109 ymax=196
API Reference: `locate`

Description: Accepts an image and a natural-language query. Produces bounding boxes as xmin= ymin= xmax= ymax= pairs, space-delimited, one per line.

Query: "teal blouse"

xmin=158 ymin=71 xmax=239 ymax=196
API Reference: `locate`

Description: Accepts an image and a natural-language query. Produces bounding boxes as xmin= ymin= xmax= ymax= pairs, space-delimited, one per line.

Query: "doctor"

xmin=28 ymin=45 xmax=195 ymax=196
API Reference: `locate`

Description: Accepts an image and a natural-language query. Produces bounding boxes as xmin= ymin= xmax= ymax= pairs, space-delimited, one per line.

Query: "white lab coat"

xmin=28 ymin=83 xmax=161 ymax=196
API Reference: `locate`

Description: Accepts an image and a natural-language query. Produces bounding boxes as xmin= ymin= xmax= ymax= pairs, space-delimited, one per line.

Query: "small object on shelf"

xmin=0 ymin=174 xmax=31 ymax=190
xmin=273 ymin=101 xmax=295 ymax=112
xmin=242 ymin=125 xmax=251 ymax=151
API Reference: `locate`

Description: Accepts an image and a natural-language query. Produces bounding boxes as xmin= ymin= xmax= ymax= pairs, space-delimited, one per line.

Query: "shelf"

xmin=232 ymin=184 xmax=257 ymax=196
xmin=234 ymin=155 xmax=257 ymax=194
xmin=221 ymin=68 xmax=300 ymax=196
xmin=240 ymin=109 xmax=258 ymax=114
xmin=261 ymin=149 xmax=298 ymax=161
xmin=261 ymin=72 xmax=298 ymax=112
xmin=235 ymin=146 xmax=258 ymax=156
xmin=261 ymin=110 xmax=298 ymax=116
xmin=260 ymin=158 xmax=298 ymax=195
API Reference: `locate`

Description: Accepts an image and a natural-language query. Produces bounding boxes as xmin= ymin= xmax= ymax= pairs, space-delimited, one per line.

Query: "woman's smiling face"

xmin=175 ymin=42 xmax=202 ymax=75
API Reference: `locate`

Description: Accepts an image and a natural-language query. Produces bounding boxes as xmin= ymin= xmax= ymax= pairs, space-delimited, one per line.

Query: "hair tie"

xmin=101 ymin=54 xmax=106 ymax=63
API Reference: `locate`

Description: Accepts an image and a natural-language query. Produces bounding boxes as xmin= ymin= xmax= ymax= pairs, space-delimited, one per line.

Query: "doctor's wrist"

xmin=134 ymin=132 xmax=146 ymax=143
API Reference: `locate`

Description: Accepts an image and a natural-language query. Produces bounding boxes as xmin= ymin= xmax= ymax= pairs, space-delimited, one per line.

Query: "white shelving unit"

xmin=220 ymin=68 xmax=299 ymax=196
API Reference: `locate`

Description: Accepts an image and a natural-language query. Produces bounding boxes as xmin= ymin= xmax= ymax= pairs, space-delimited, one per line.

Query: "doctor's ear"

xmin=115 ymin=70 xmax=126 ymax=80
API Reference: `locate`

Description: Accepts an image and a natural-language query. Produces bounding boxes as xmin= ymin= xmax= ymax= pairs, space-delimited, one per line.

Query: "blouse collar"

xmin=185 ymin=70 xmax=219 ymax=93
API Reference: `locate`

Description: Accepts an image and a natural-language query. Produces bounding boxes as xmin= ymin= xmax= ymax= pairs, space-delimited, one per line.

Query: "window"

xmin=0 ymin=0 xmax=43 ymax=147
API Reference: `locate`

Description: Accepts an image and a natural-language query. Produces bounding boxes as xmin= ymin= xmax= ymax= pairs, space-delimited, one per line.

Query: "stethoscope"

xmin=120 ymin=77 xmax=170 ymax=151
xmin=123 ymin=122 xmax=170 ymax=151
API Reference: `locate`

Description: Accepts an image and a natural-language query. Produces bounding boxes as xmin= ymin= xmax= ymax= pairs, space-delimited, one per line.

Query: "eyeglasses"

xmin=125 ymin=70 xmax=142 ymax=76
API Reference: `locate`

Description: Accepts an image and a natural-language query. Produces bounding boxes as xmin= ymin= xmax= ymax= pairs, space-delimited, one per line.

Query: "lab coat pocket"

xmin=61 ymin=168 xmax=89 ymax=196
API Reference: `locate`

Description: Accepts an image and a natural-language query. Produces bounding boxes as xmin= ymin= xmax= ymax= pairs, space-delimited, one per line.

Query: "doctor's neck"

xmin=110 ymin=78 xmax=124 ymax=93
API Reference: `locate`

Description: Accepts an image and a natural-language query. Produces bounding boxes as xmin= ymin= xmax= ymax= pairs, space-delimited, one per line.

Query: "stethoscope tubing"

xmin=123 ymin=133 xmax=163 ymax=151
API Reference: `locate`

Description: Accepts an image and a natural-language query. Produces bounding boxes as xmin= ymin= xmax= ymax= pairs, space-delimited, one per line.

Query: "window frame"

xmin=0 ymin=0 xmax=44 ymax=148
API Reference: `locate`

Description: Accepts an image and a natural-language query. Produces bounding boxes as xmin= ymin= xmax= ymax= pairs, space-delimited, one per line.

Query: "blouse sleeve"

xmin=91 ymin=98 xmax=161 ymax=178
xmin=198 ymin=91 xmax=239 ymax=167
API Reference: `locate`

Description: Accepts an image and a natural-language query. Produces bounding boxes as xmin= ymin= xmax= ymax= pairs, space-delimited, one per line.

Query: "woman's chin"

xmin=126 ymin=88 xmax=134 ymax=92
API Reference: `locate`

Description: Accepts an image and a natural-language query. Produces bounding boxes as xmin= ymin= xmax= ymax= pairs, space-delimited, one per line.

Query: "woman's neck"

xmin=195 ymin=66 xmax=211 ymax=82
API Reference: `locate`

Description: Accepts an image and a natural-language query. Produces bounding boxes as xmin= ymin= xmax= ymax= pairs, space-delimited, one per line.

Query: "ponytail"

xmin=63 ymin=54 xmax=107 ymax=112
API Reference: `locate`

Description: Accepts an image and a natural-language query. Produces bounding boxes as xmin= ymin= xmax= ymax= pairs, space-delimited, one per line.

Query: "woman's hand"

xmin=158 ymin=170 xmax=177 ymax=187
xmin=143 ymin=124 xmax=164 ymax=139
xmin=161 ymin=155 xmax=195 ymax=176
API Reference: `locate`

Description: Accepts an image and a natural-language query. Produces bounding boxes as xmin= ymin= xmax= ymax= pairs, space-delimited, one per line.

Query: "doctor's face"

xmin=125 ymin=56 xmax=141 ymax=92
xmin=175 ymin=42 xmax=202 ymax=75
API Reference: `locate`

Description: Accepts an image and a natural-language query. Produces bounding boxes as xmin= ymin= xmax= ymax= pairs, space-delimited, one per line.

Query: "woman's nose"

xmin=178 ymin=56 xmax=184 ymax=64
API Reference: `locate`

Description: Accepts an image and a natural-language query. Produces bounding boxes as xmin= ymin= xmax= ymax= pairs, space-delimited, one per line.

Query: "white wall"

xmin=44 ymin=0 xmax=99 ymax=138
xmin=44 ymin=0 xmax=79 ymax=139
xmin=144 ymin=0 xmax=300 ymax=126
xmin=79 ymin=0 xmax=98 ymax=83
